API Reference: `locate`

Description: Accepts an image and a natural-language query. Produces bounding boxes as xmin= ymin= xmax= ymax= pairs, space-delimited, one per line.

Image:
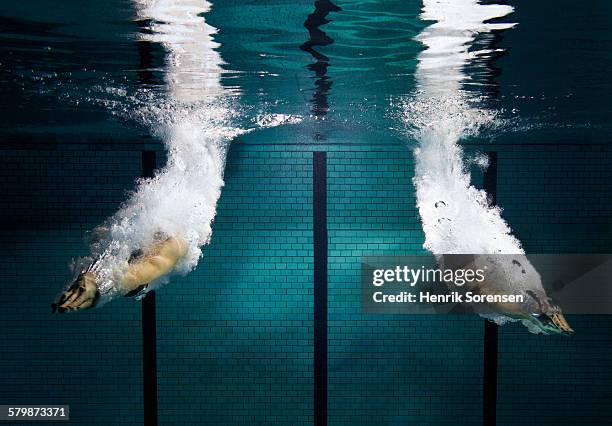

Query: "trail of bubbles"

xmin=68 ymin=0 xmax=236 ymax=303
xmin=407 ymin=0 xmax=519 ymax=255
xmin=66 ymin=0 xmax=301 ymax=304
xmin=402 ymin=0 xmax=574 ymax=334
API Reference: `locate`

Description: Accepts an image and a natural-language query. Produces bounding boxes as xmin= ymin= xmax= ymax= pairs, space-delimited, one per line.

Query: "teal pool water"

xmin=1 ymin=0 xmax=612 ymax=425
xmin=2 ymin=0 xmax=612 ymax=145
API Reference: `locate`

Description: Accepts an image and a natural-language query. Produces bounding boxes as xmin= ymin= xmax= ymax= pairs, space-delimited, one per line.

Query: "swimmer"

xmin=51 ymin=235 xmax=188 ymax=313
xmin=440 ymin=254 xmax=573 ymax=335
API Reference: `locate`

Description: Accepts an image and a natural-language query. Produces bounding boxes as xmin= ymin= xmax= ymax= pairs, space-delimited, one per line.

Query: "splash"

xmin=407 ymin=0 xmax=519 ymax=255
xmin=58 ymin=0 xmax=305 ymax=308
xmin=255 ymin=113 xmax=303 ymax=128
xmin=403 ymin=0 xmax=572 ymax=334
xmin=64 ymin=0 xmax=241 ymax=305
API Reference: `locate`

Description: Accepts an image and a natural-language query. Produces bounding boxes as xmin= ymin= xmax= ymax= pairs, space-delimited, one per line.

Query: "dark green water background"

xmin=1 ymin=1 xmax=611 ymax=425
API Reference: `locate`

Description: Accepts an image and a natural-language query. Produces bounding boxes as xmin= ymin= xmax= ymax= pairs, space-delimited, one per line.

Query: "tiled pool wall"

xmin=0 ymin=148 xmax=144 ymax=425
xmin=488 ymin=144 xmax=612 ymax=426
xmin=0 ymin=140 xmax=611 ymax=425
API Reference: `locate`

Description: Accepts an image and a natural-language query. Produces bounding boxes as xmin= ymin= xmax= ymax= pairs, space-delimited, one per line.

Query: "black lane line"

xmin=141 ymin=150 xmax=158 ymax=426
xmin=482 ymin=151 xmax=498 ymax=426
xmin=300 ymin=0 xmax=341 ymax=120
xmin=137 ymin=14 xmax=161 ymax=424
xmin=313 ymin=151 xmax=328 ymax=426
